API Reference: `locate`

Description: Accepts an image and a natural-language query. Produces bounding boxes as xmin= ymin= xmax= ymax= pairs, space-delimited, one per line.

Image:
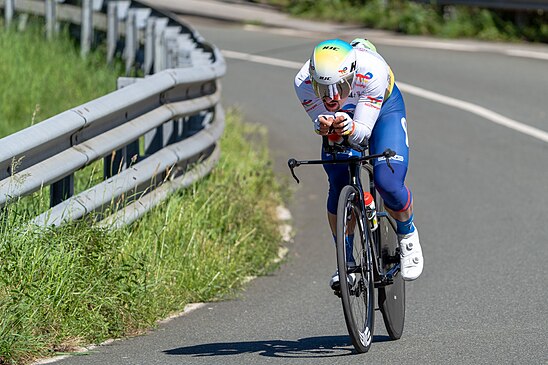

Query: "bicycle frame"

xmin=288 ymin=144 xmax=400 ymax=286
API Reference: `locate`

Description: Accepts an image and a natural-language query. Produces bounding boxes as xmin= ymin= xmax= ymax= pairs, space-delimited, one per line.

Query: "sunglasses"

xmin=311 ymin=73 xmax=353 ymax=101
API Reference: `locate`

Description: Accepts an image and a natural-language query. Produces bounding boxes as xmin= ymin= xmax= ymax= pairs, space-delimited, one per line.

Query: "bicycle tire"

xmin=336 ymin=185 xmax=375 ymax=353
xmin=376 ymin=198 xmax=406 ymax=339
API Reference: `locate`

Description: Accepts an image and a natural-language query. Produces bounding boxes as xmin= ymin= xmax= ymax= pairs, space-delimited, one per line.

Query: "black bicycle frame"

xmin=288 ymin=142 xmax=398 ymax=284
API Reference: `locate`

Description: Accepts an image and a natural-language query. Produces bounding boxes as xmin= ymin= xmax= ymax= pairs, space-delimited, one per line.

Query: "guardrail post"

xmin=144 ymin=128 xmax=164 ymax=157
xmin=185 ymin=112 xmax=209 ymax=139
xmin=124 ymin=9 xmax=136 ymax=75
xmin=81 ymin=0 xmax=93 ymax=57
xmin=4 ymin=0 xmax=14 ymax=28
xmin=153 ymin=18 xmax=168 ymax=73
xmin=104 ymin=149 xmax=126 ymax=179
xmin=45 ymin=0 xmax=56 ymax=40
xmin=107 ymin=1 xmax=118 ymax=64
xmin=144 ymin=16 xmax=155 ymax=75
xmin=123 ymin=8 xmax=151 ymax=75
xmin=163 ymin=27 xmax=182 ymax=69
xmin=104 ymin=77 xmax=141 ymax=179
xmin=50 ymin=175 xmax=74 ymax=208
xmin=176 ymin=38 xmax=192 ymax=68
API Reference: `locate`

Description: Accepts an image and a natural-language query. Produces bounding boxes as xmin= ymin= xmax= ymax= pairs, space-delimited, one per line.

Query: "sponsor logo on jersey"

xmin=364 ymin=95 xmax=383 ymax=110
xmin=355 ymin=72 xmax=373 ymax=87
xmin=357 ymin=72 xmax=373 ymax=80
xmin=367 ymin=95 xmax=383 ymax=104
xmin=302 ymin=99 xmax=321 ymax=112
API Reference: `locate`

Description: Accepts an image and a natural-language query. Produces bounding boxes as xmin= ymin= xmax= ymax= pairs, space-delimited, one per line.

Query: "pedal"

xmin=333 ymin=289 xmax=341 ymax=298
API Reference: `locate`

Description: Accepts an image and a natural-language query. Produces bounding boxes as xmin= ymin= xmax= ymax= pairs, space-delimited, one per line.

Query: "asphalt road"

xmin=53 ymin=15 xmax=548 ymax=365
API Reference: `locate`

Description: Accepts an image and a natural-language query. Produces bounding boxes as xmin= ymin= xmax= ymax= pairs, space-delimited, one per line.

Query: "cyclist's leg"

xmin=369 ymin=84 xmax=423 ymax=280
xmin=369 ymin=84 xmax=412 ymax=222
xmin=322 ymin=148 xmax=361 ymax=235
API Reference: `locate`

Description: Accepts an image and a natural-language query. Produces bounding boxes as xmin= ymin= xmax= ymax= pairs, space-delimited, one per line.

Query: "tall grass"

xmin=0 ymin=114 xmax=282 ymax=364
xmin=0 ymin=21 xmax=122 ymax=138
xmin=0 ymin=22 xmax=121 ymax=218
xmin=0 ymin=22 xmax=283 ymax=365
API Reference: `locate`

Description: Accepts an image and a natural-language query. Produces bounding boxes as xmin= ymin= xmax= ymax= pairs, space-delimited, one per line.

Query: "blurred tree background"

xmin=249 ymin=0 xmax=548 ymax=42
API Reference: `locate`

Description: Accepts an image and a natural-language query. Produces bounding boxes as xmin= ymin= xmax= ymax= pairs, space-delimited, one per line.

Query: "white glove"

xmin=313 ymin=117 xmax=322 ymax=134
xmin=313 ymin=114 xmax=335 ymax=134
xmin=334 ymin=112 xmax=355 ymax=136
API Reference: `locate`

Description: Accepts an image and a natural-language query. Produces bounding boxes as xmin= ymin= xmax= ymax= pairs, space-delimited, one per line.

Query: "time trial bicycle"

xmin=288 ymin=137 xmax=405 ymax=353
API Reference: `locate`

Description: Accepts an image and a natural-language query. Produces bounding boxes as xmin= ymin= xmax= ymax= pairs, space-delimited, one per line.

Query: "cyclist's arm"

xmin=350 ymin=52 xmax=391 ymax=143
xmin=294 ymin=61 xmax=334 ymax=125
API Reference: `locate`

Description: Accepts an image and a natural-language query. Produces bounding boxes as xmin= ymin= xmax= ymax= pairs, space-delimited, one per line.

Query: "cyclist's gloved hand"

xmin=333 ymin=112 xmax=355 ymax=136
xmin=313 ymin=114 xmax=335 ymax=135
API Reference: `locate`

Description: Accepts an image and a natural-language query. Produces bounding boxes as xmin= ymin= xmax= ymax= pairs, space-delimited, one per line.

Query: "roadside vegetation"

xmin=253 ymin=0 xmax=548 ymax=43
xmin=0 ymin=23 xmax=283 ymax=364
xmin=0 ymin=23 xmax=122 ymax=138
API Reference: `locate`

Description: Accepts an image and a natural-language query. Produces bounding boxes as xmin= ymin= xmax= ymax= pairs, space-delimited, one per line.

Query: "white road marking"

xmin=397 ymin=82 xmax=548 ymax=143
xmin=241 ymin=25 xmax=548 ymax=61
xmin=504 ymin=49 xmax=548 ymax=61
xmin=222 ymin=49 xmax=303 ymax=69
xmin=222 ymin=50 xmax=548 ymax=144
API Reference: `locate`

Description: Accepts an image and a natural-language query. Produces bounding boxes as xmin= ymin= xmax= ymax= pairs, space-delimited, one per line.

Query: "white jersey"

xmin=294 ymin=47 xmax=395 ymax=140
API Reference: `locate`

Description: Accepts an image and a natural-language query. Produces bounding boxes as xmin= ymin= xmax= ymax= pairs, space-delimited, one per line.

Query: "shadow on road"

xmin=164 ymin=335 xmax=392 ymax=358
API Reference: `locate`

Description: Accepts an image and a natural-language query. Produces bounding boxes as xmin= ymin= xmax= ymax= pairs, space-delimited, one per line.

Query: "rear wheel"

xmin=376 ymin=198 xmax=405 ymax=339
xmin=336 ymin=185 xmax=375 ymax=353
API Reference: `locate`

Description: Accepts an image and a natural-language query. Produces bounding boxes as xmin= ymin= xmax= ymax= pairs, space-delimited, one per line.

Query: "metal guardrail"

xmin=411 ymin=0 xmax=548 ymax=11
xmin=0 ymin=0 xmax=227 ymax=227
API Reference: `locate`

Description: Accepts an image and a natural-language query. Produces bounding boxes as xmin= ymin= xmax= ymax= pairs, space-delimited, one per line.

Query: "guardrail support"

xmin=144 ymin=17 xmax=155 ymax=75
xmin=4 ymin=0 xmax=14 ymax=28
xmin=154 ymin=18 xmax=169 ymax=73
xmin=45 ymin=0 xmax=57 ymax=40
xmin=124 ymin=9 xmax=136 ymax=74
xmin=107 ymin=2 xmax=118 ymax=64
xmin=103 ymin=77 xmax=142 ymax=179
xmin=176 ymin=38 xmax=192 ymax=68
xmin=81 ymin=0 xmax=93 ymax=57
xmin=163 ymin=27 xmax=182 ymax=69
xmin=50 ymin=175 xmax=74 ymax=208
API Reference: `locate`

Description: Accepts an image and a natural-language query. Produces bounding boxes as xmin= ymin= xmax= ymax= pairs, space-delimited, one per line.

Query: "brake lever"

xmin=288 ymin=158 xmax=300 ymax=184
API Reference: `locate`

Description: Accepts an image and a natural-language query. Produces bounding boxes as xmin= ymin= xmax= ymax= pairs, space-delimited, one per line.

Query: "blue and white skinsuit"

xmin=294 ymin=43 xmax=412 ymax=215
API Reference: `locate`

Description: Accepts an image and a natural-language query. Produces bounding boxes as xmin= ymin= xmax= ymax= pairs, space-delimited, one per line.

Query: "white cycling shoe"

xmin=330 ymin=270 xmax=356 ymax=291
xmin=399 ymin=229 xmax=423 ymax=281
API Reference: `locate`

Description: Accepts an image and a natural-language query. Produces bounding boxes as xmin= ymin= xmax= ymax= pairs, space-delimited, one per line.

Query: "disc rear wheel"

xmin=376 ymin=198 xmax=405 ymax=339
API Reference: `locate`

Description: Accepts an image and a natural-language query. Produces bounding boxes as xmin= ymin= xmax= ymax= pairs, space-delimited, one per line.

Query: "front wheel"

xmin=336 ymin=185 xmax=375 ymax=353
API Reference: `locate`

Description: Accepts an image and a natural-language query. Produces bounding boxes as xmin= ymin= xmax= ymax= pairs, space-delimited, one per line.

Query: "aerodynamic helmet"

xmin=309 ymin=39 xmax=356 ymax=100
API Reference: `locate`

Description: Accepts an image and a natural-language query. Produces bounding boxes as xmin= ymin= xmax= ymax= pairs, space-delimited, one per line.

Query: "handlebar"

xmin=288 ymin=148 xmax=396 ymax=184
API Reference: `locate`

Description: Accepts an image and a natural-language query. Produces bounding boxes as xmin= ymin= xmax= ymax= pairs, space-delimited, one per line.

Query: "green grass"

xmin=0 ymin=21 xmax=122 ymax=218
xmin=0 ymin=22 xmax=284 ymax=365
xmin=0 ymin=114 xmax=283 ymax=364
xmin=0 ymin=22 xmax=123 ymax=138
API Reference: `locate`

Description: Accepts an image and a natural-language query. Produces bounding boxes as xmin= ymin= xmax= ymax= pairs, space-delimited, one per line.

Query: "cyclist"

xmin=294 ymin=38 xmax=423 ymax=287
